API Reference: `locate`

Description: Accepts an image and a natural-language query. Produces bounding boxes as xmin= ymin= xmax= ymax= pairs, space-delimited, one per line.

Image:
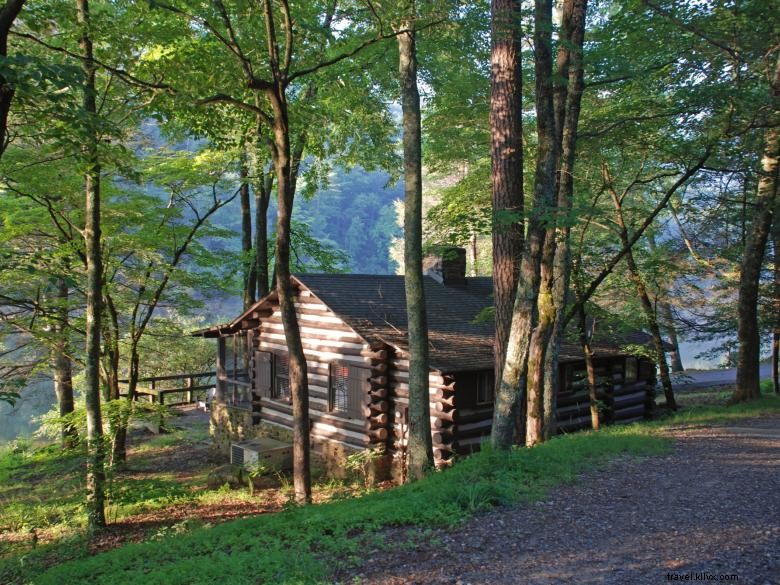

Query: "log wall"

xmin=249 ymin=289 xmax=386 ymax=452
xmin=556 ymin=357 xmax=657 ymax=432
xmin=387 ymin=354 xmax=459 ymax=469
xmin=212 ymin=286 xmax=658 ymax=475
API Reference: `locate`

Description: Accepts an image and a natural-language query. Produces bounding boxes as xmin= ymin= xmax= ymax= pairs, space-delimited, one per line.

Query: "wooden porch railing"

xmin=118 ymin=371 xmax=217 ymax=406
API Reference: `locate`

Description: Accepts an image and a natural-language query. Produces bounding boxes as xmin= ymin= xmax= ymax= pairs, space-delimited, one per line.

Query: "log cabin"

xmin=194 ymin=248 xmax=660 ymax=476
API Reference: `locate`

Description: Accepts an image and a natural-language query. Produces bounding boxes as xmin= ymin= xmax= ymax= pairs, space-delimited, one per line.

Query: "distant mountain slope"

xmin=209 ymin=165 xmax=403 ymax=276
xmin=294 ymin=167 xmax=403 ymax=274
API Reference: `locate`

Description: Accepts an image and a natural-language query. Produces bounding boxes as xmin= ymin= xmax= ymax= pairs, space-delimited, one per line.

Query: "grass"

xmin=0 ymin=443 xmax=86 ymax=534
xmin=35 ymin=430 xmax=669 ymax=585
xmin=0 ymin=431 xmax=206 ymax=538
xmin=2 ymin=390 xmax=778 ymax=585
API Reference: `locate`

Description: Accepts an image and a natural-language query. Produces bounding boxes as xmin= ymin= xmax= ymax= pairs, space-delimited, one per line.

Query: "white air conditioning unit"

xmin=230 ymin=437 xmax=293 ymax=470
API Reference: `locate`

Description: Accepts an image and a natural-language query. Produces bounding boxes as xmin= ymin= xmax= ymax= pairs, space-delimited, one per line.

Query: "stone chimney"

xmin=423 ymin=246 xmax=467 ymax=287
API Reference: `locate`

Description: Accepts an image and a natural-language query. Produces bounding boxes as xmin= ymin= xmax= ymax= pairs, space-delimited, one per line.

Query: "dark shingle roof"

xmin=296 ymin=274 xmax=657 ymax=372
xmin=195 ymin=273 xmax=660 ymax=372
xmin=297 ymin=274 xmax=494 ymax=372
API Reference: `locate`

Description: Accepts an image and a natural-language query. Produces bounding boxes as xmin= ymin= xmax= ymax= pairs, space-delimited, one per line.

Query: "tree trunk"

xmin=646 ymin=232 xmax=684 ymax=372
xmin=51 ymin=278 xmax=76 ymax=448
xmin=77 ymin=0 xmax=105 ymax=531
xmin=468 ymin=230 xmax=478 ymax=277
xmin=542 ymin=328 xmax=559 ymax=439
xmin=773 ymin=205 xmax=780 ymax=394
xmin=734 ymin=55 xmax=779 ymax=402
xmin=268 ymin=87 xmax=312 ymax=504
xmin=103 ymin=294 xmax=127 ymax=467
xmin=562 ymin=151 xmax=710 ymax=331
xmin=658 ymin=301 xmax=684 ymax=372
xmin=626 ymin=246 xmax=677 ymax=411
xmin=524 ymin=0 xmax=558 ymax=447
xmin=240 ymin=155 xmax=256 ymax=309
xmin=492 ymin=0 xmax=557 ymax=450
xmin=398 ymin=17 xmax=433 ymax=480
xmin=489 ymin=0 xmax=524 ymax=396
xmin=527 ymin=230 xmax=557 ymax=446
xmin=605 ymin=165 xmax=677 ymax=411
xmin=0 ymin=0 xmax=25 ymax=158
xmin=112 ymin=345 xmax=140 ymax=466
xmin=102 ymin=295 xmax=120 ymax=403
xmin=576 ymin=299 xmax=599 ymax=430
xmin=254 ymin=166 xmax=272 ymax=299
xmin=543 ymin=0 xmax=588 ymax=440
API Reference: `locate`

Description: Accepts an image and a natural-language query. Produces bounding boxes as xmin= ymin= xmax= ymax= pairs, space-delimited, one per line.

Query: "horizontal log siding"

xmin=556 ymin=357 xmax=657 ymax=432
xmin=387 ymin=353 xmax=446 ymax=457
xmin=252 ymin=294 xmax=372 ymax=450
xmin=236 ymin=286 xmax=658 ymax=463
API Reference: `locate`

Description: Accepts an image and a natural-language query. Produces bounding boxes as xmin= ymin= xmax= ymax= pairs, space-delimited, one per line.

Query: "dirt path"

xmin=348 ymin=416 xmax=780 ymax=585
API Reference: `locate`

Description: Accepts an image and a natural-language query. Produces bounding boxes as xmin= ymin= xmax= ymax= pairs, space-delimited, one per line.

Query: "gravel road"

xmin=346 ymin=415 xmax=780 ymax=585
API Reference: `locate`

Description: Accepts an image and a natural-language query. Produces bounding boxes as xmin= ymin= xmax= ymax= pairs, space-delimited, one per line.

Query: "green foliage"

xmin=343 ymin=448 xmax=384 ymax=490
xmin=619 ymin=343 xmax=657 ymax=362
xmin=425 ymin=160 xmax=492 ymax=247
xmin=0 ymin=443 xmax=86 ymax=535
xmin=2 ymin=394 xmax=778 ymax=584
xmin=34 ymin=400 xmax=173 ymax=446
xmin=0 ymin=379 xmax=24 ymax=406
xmin=135 ymin=318 xmax=217 ymax=379
xmin=27 ymin=427 xmax=670 ymax=585
xmin=292 ymin=167 xmax=403 ymax=274
xmin=651 ymin=392 xmax=780 ymax=428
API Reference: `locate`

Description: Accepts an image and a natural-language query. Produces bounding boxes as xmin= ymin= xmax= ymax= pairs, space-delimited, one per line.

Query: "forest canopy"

xmin=0 ymin=0 xmax=776 ymax=531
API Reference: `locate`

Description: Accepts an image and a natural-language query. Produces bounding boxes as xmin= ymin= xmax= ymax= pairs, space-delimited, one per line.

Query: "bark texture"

xmin=773 ymin=206 xmax=780 ymax=394
xmin=261 ymin=62 xmax=313 ymax=501
xmin=51 ymin=278 xmax=76 ymax=448
xmin=734 ymin=55 xmax=779 ymax=402
xmin=659 ymin=299 xmax=684 ymax=373
xmin=78 ymin=0 xmax=106 ymax=530
xmin=103 ymin=295 xmax=126 ymax=466
xmin=576 ymin=300 xmax=599 ymax=430
xmin=524 ymin=0 xmax=558 ymax=447
xmin=605 ymin=164 xmax=676 ymax=411
xmin=625 ymin=246 xmax=676 ymax=411
xmin=240 ymin=156 xmax=256 ymax=308
xmin=398 ymin=19 xmax=433 ymax=480
xmin=646 ymin=233 xmax=684 ymax=372
xmin=489 ymin=0 xmax=524 ymax=393
xmin=253 ymin=161 xmax=272 ymax=299
xmin=270 ymin=101 xmax=311 ymax=502
xmin=492 ymin=0 xmax=556 ymax=449
xmin=542 ymin=0 xmax=588 ymax=441
xmin=0 ymin=0 xmax=25 ymax=157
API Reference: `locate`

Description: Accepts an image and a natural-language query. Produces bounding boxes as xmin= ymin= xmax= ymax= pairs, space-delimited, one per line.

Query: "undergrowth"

xmin=1 ymin=390 xmax=777 ymax=585
xmin=19 ymin=429 xmax=668 ymax=585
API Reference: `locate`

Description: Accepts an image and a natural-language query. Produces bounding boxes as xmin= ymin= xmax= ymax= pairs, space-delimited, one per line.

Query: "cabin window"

xmin=476 ymin=371 xmax=495 ymax=405
xmin=330 ymin=365 xmax=349 ymax=413
xmin=222 ymin=332 xmax=250 ymax=383
xmin=255 ymin=351 xmax=273 ymax=398
xmin=218 ymin=332 xmax=252 ymax=407
xmin=329 ymin=363 xmax=368 ymax=419
xmin=456 ymin=370 xmax=495 ymax=408
xmin=274 ymin=354 xmax=291 ymax=402
xmin=625 ymin=357 xmax=638 ymax=383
